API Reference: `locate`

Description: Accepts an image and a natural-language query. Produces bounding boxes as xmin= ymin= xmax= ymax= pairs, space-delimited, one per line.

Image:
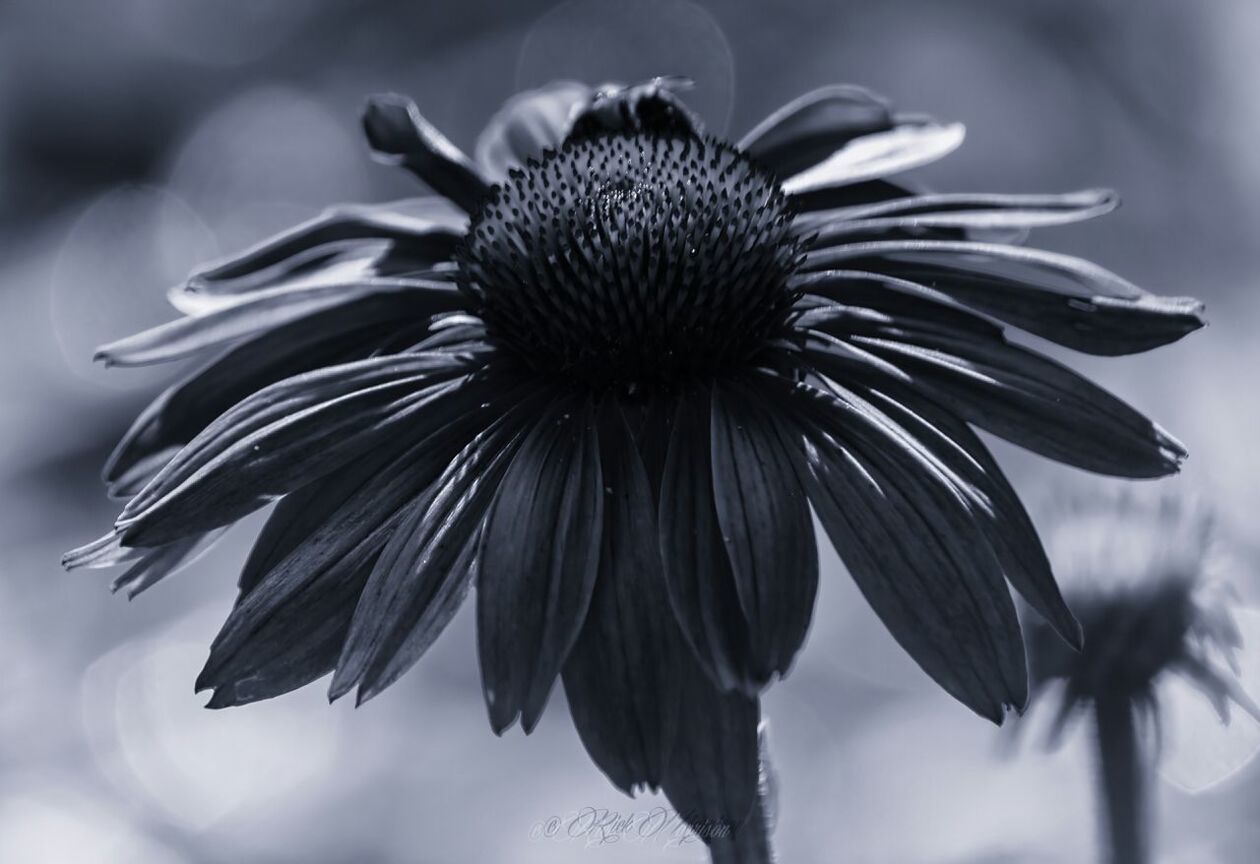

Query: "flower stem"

xmin=1093 ymin=694 xmax=1149 ymax=864
xmin=708 ymin=790 xmax=774 ymax=864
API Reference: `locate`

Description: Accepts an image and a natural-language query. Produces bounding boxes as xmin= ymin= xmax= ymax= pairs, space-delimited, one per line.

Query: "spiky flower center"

xmin=456 ymin=133 xmax=801 ymax=389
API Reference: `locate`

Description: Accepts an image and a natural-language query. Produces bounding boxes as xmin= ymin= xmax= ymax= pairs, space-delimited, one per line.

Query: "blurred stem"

xmin=708 ymin=789 xmax=773 ymax=864
xmin=1094 ymin=695 xmax=1149 ymax=864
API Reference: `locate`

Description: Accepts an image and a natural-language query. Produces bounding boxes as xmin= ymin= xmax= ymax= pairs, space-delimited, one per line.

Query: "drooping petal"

xmin=661 ymin=649 xmax=760 ymax=842
xmin=777 ymin=376 xmax=1027 ymax=722
xmin=331 ymin=387 xmax=553 ymax=705
xmin=793 ymin=270 xmax=1002 ymax=336
xmin=562 ymin=400 xmax=680 ymax=794
xmin=173 ymin=197 xmax=467 ymax=312
xmin=110 ymin=529 xmax=225 ymax=598
xmin=803 ymin=239 xmax=1205 ymax=355
xmin=738 ymin=85 xmax=892 ymax=178
xmin=235 ymin=442 xmax=411 ymax=597
xmin=103 ymin=291 xmax=454 ymax=495
xmin=62 ymin=531 xmax=141 ymax=570
xmin=658 ymin=386 xmax=763 ymax=694
xmin=851 ymin=329 xmax=1187 ymax=477
xmin=474 ymin=81 xmax=592 ymax=181
xmin=95 ymin=278 xmax=463 ymax=367
xmin=362 ymin=94 xmax=490 ymax=214
xmin=203 ymin=552 xmax=379 ymax=709
xmin=850 ymin=379 xmax=1082 ymax=649
xmin=781 ymin=120 xmax=965 ymax=200
xmin=196 ymin=409 xmax=490 ymax=705
xmin=118 ymin=355 xmax=493 ymax=546
xmin=797 ymin=188 xmax=1119 ymax=234
xmin=709 ymin=378 xmax=818 ymax=680
xmin=477 ymin=395 xmax=604 ymax=734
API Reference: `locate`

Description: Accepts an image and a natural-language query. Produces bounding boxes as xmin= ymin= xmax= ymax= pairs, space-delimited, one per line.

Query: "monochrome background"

xmin=1 ymin=0 xmax=1258 ymax=861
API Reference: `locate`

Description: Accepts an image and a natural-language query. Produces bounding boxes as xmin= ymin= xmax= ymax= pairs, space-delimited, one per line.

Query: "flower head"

xmin=68 ymin=77 xmax=1205 ymax=840
xmin=1027 ymin=487 xmax=1259 ymax=743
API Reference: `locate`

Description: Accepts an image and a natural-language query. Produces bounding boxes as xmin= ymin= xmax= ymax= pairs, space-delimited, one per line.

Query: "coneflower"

xmin=1025 ymin=488 xmax=1259 ymax=864
xmin=66 ymin=77 xmax=1205 ymax=861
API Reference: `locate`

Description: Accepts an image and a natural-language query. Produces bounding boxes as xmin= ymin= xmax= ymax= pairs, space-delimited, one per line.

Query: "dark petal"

xmin=330 ymin=388 xmax=552 ymax=704
xmin=803 ymin=239 xmax=1205 ymax=355
xmin=119 ymin=355 xmax=492 ymax=546
xmin=95 ymin=278 xmax=463 ymax=367
xmin=196 ymin=408 xmax=490 ymax=702
xmin=204 ymin=551 xmax=379 ymax=709
xmin=237 ymin=445 xmax=408 ymax=597
xmin=738 ymin=85 xmax=892 ymax=178
xmin=797 ymin=328 xmax=914 ymax=387
xmin=176 ymin=197 xmax=466 ymax=310
xmin=791 ymin=270 xmax=1003 ymax=339
xmin=709 ymin=379 xmax=818 ymax=679
xmin=561 ymin=400 xmax=680 ymax=794
xmin=474 ymin=81 xmax=592 ymax=181
xmin=477 ymin=395 xmax=604 ymax=734
xmin=658 ymin=386 xmax=764 ymax=694
xmin=103 ymin=290 xmax=457 ymax=495
xmin=362 ymin=94 xmax=490 ymax=214
xmin=779 ymin=377 xmax=1027 ymax=722
xmin=852 ymin=329 xmax=1187 ymax=477
xmin=661 ymin=649 xmax=760 ymax=841
xmin=789 ymin=178 xmax=913 ymax=214
xmin=122 ymin=353 xmax=468 ymax=516
xmin=852 ymin=380 xmax=1082 ymax=649
xmin=110 ymin=529 xmax=224 ymax=598
xmin=798 ymin=188 xmax=1118 ymax=235
xmin=781 ymin=120 xmax=965 ymax=198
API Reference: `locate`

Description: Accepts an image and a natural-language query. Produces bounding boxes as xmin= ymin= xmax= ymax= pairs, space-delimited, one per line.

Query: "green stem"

xmin=1094 ymin=695 xmax=1149 ymax=864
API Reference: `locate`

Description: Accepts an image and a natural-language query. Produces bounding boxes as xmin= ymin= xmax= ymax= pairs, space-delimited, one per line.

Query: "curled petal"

xmin=739 ymin=85 xmax=892 ymax=178
xmin=782 ymin=121 xmax=965 ymax=200
xmin=362 ymin=94 xmax=490 ymax=214
xmin=174 ymin=197 xmax=466 ymax=312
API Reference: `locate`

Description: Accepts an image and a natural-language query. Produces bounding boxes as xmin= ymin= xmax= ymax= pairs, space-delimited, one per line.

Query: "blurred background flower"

xmin=3 ymin=0 xmax=1260 ymax=861
xmin=1020 ymin=485 xmax=1260 ymax=863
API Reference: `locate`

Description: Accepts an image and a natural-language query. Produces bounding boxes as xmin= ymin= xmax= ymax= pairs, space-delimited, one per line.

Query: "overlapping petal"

xmin=562 ymin=401 xmax=679 ymax=794
xmin=773 ymin=374 xmax=1028 ymax=722
xmin=477 ymin=394 xmax=604 ymax=733
xmin=802 ymin=240 xmax=1205 ymax=354
xmin=474 ymin=81 xmax=592 ymax=181
xmin=739 ymin=85 xmax=892 ymax=177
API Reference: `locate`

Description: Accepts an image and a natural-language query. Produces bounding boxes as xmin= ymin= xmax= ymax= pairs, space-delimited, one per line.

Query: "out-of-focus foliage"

xmin=2 ymin=0 xmax=1259 ymax=861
